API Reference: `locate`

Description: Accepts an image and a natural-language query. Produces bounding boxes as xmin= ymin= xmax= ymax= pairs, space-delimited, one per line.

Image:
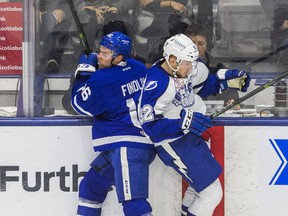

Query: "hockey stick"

xmin=210 ymin=71 xmax=288 ymax=118
xmin=67 ymin=0 xmax=91 ymax=52
xmin=243 ymin=43 xmax=288 ymax=70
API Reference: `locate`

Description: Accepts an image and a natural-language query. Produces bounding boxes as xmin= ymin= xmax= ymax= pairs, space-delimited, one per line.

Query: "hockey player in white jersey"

xmin=138 ymin=33 xmax=250 ymax=216
xmin=71 ymin=31 xmax=155 ymax=216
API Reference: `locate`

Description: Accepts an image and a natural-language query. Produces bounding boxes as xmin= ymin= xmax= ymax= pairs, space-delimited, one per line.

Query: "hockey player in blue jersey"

xmin=138 ymin=33 xmax=250 ymax=216
xmin=71 ymin=31 xmax=155 ymax=216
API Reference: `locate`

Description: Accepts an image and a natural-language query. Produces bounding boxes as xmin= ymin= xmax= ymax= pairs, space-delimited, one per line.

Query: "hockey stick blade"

xmin=210 ymin=71 xmax=288 ymax=118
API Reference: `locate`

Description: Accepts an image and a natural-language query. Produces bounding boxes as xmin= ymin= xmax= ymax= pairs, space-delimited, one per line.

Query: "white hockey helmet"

xmin=163 ymin=33 xmax=199 ymax=65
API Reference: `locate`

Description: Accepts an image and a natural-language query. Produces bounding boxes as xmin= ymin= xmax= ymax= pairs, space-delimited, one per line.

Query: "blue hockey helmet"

xmin=100 ymin=31 xmax=132 ymax=59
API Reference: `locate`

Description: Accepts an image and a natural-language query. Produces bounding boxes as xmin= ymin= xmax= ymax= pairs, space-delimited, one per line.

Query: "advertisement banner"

xmin=0 ymin=126 xmax=182 ymax=216
xmin=0 ymin=126 xmax=95 ymax=215
xmin=0 ymin=2 xmax=23 ymax=74
xmin=2 ymin=124 xmax=288 ymax=215
xmin=225 ymin=126 xmax=288 ymax=216
xmin=259 ymin=127 xmax=288 ymax=216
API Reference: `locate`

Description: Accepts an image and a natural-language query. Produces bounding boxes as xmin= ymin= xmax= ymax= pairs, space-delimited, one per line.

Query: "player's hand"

xmin=180 ymin=109 xmax=213 ymax=136
xmin=75 ymin=52 xmax=98 ymax=77
xmin=216 ymin=69 xmax=251 ymax=92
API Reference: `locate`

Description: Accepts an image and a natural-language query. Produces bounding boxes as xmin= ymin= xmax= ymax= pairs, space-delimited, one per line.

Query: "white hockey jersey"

xmin=139 ymin=59 xmax=221 ymax=145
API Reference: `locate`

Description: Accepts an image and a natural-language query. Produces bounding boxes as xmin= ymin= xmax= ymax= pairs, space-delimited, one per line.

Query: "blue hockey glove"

xmin=74 ymin=52 xmax=98 ymax=77
xmin=78 ymin=51 xmax=98 ymax=66
xmin=216 ymin=69 xmax=251 ymax=92
xmin=180 ymin=109 xmax=213 ymax=136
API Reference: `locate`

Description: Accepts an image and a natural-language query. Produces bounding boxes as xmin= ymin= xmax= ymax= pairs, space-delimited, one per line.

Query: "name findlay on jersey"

xmin=121 ymin=77 xmax=145 ymax=97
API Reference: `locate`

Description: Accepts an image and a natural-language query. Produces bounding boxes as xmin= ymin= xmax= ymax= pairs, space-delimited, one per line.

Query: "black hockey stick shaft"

xmin=243 ymin=44 xmax=288 ymax=70
xmin=67 ymin=0 xmax=91 ymax=52
xmin=210 ymin=71 xmax=288 ymax=118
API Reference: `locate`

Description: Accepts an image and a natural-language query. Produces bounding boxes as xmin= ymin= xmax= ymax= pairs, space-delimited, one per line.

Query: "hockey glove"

xmin=74 ymin=52 xmax=98 ymax=78
xmin=180 ymin=109 xmax=213 ymax=136
xmin=216 ymin=69 xmax=251 ymax=92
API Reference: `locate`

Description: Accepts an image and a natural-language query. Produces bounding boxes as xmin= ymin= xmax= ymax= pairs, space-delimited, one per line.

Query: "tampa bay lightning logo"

xmin=269 ymin=139 xmax=288 ymax=185
xmin=172 ymin=78 xmax=195 ymax=107
xmin=144 ymin=81 xmax=158 ymax=91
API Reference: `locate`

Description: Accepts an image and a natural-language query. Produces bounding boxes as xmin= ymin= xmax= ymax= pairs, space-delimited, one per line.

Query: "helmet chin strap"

xmin=167 ymin=60 xmax=180 ymax=78
xmin=172 ymin=70 xmax=178 ymax=78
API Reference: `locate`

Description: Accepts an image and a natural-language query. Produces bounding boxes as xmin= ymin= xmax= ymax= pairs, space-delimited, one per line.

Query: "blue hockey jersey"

xmin=138 ymin=59 xmax=222 ymax=145
xmin=71 ymin=58 xmax=153 ymax=151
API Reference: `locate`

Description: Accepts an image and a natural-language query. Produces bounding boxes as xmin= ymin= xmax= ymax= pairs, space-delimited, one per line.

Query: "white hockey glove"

xmin=216 ymin=69 xmax=251 ymax=92
xmin=180 ymin=109 xmax=213 ymax=136
xmin=74 ymin=52 xmax=98 ymax=78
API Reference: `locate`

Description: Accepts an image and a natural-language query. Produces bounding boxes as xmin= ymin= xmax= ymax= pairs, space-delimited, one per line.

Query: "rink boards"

xmin=0 ymin=123 xmax=288 ymax=216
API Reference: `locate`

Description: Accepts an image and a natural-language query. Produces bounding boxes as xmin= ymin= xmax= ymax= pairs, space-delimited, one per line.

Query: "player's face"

xmin=189 ymin=35 xmax=207 ymax=60
xmin=97 ymin=45 xmax=114 ymax=68
xmin=177 ymin=60 xmax=193 ymax=78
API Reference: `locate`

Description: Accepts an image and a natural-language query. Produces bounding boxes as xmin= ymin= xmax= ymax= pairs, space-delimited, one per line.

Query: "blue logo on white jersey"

xmin=144 ymin=81 xmax=158 ymax=91
xmin=269 ymin=139 xmax=288 ymax=185
xmin=172 ymin=78 xmax=195 ymax=108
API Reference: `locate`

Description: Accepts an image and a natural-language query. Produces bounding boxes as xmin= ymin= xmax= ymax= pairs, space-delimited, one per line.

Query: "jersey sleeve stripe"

xmin=72 ymin=95 xmax=93 ymax=116
xmin=92 ymin=135 xmax=153 ymax=147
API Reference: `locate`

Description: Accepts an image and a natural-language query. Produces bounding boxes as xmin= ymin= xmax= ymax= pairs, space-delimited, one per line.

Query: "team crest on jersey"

xmin=172 ymin=78 xmax=195 ymax=107
xmin=174 ymin=79 xmax=184 ymax=88
xmin=144 ymin=81 xmax=158 ymax=91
